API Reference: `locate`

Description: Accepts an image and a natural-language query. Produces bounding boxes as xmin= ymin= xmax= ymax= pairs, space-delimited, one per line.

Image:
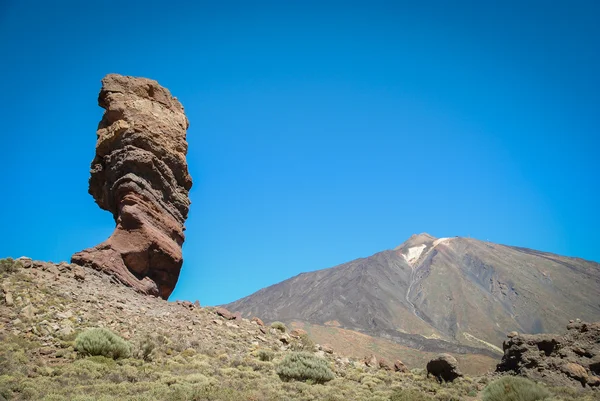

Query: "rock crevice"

xmin=72 ymin=74 xmax=192 ymax=299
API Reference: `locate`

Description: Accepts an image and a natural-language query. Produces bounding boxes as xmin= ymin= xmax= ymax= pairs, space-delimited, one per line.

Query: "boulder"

xmin=364 ymin=354 xmax=378 ymax=367
xmin=426 ymin=353 xmax=463 ymax=382
xmin=320 ymin=344 xmax=334 ymax=354
xmin=290 ymin=328 xmax=307 ymax=338
xmin=562 ymin=362 xmax=588 ymax=384
xmin=215 ymin=307 xmax=235 ymax=320
xmin=251 ymin=317 xmax=265 ymax=327
xmin=71 ymin=74 xmax=192 ymax=299
xmin=394 ymin=360 xmax=409 ymax=373
xmin=378 ymin=357 xmax=392 ymax=371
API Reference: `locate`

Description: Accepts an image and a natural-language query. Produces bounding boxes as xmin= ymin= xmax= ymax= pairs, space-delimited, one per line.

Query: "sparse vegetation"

xmin=482 ymin=376 xmax=552 ymax=401
xmin=290 ymin=333 xmax=316 ymax=352
xmin=0 ymin=257 xmax=21 ymax=274
xmin=2 ymin=261 xmax=598 ymax=401
xmin=276 ymin=351 xmax=335 ymax=383
xmin=134 ymin=334 xmax=157 ymax=361
xmin=271 ymin=321 xmax=287 ymax=332
xmin=390 ymin=388 xmax=434 ymax=401
xmin=257 ymin=348 xmax=275 ymax=361
xmin=74 ymin=328 xmax=131 ymax=359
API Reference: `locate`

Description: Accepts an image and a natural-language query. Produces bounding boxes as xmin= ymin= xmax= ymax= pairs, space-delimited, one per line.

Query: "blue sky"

xmin=0 ymin=1 xmax=598 ymax=305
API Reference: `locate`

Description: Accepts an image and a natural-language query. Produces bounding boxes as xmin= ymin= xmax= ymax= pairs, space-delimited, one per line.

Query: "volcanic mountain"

xmin=224 ymin=234 xmax=600 ymax=360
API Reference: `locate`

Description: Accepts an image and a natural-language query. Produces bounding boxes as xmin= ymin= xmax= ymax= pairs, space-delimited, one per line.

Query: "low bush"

xmin=390 ymin=389 xmax=434 ymax=401
xmin=482 ymin=376 xmax=551 ymax=401
xmin=276 ymin=352 xmax=335 ymax=384
xmin=257 ymin=349 xmax=275 ymax=362
xmin=0 ymin=258 xmax=21 ymax=274
xmin=134 ymin=334 xmax=157 ymax=361
xmin=290 ymin=333 xmax=316 ymax=352
xmin=74 ymin=328 xmax=131 ymax=359
xmin=271 ymin=321 xmax=287 ymax=332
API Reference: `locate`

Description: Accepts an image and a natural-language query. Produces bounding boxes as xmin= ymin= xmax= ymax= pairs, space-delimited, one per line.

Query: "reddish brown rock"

xmin=364 ymin=354 xmax=377 ymax=367
xmin=71 ymin=74 xmax=192 ymax=299
xmin=394 ymin=360 xmax=409 ymax=373
xmin=378 ymin=357 xmax=392 ymax=371
xmin=562 ymin=363 xmax=588 ymax=384
xmin=321 ymin=344 xmax=334 ymax=354
xmin=290 ymin=328 xmax=307 ymax=338
xmin=497 ymin=320 xmax=600 ymax=388
xmin=251 ymin=317 xmax=265 ymax=327
xmin=215 ymin=307 xmax=235 ymax=320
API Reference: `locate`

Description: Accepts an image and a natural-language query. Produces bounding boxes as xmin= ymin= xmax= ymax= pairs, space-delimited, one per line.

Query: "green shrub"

xmin=482 ymin=376 xmax=551 ymax=401
xmin=290 ymin=333 xmax=316 ymax=352
xmin=271 ymin=321 xmax=287 ymax=332
xmin=0 ymin=258 xmax=21 ymax=274
xmin=390 ymin=389 xmax=434 ymax=401
xmin=74 ymin=328 xmax=131 ymax=359
xmin=257 ymin=349 xmax=275 ymax=361
xmin=276 ymin=352 xmax=335 ymax=383
xmin=135 ymin=334 xmax=157 ymax=361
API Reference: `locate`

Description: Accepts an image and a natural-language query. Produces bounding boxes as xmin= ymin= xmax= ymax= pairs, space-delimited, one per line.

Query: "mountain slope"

xmin=224 ymin=234 xmax=600 ymax=355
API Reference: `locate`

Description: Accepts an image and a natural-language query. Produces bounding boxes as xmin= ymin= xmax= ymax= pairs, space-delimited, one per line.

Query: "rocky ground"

xmin=0 ymin=258 xmax=598 ymax=400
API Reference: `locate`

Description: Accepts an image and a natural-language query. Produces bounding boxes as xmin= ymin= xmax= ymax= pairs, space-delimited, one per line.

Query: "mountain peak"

xmin=394 ymin=232 xmax=437 ymax=251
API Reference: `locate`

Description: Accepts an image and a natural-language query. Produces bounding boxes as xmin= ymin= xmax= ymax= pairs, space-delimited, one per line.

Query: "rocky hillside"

xmin=2 ymin=258 xmax=598 ymax=400
xmin=0 ymin=258 xmax=494 ymax=400
xmin=224 ymin=234 xmax=600 ymax=359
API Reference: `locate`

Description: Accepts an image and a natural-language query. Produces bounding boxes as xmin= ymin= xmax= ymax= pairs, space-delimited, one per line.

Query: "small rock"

xmin=251 ymin=317 xmax=265 ymax=326
xmin=17 ymin=257 xmax=33 ymax=269
xmin=215 ymin=307 xmax=235 ymax=320
xmin=57 ymin=262 xmax=72 ymax=272
xmin=394 ymin=360 xmax=409 ymax=373
xmin=58 ymin=325 xmax=75 ymax=337
xmin=290 ymin=328 xmax=308 ymax=338
xmin=212 ymin=319 xmax=223 ymax=326
xmin=56 ymin=310 xmax=74 ymax=320
xmin=364 ymin=354 xmax=377 ymax=367
xmin=21 ymin=305 xmax=36 ymax=320
xmin=507 ymin=331 xmax=519 ymax=338
xmin=46 ymin=264 xmax=61 ymax=276
xmin=279 ymin=334 xmax=291 ymax=344
xmin=73 ymin=269 xmax=86 ymax=281
xmin=193 ymin=300 xmax=201 ymax=308
xmin=4 ymin=292 xmax=13 ymax=307
xmin=562 ymin=362 xmax=588 ymax=383
xmin=39 ymin=347 xmax=54 ymax=356
xmin=320 ymin=344 xmax=334 ymax=354
xmin=378 ymin=357 xmax=392 ymax=370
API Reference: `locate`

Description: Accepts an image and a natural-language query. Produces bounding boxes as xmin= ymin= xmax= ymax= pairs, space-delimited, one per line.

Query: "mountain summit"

xmin=224 ymin=234 xmax=600 ymax=357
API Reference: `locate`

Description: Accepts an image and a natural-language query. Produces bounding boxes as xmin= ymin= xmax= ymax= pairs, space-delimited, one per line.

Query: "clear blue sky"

xmin=0 ymin=1 xmax=598 ymax=305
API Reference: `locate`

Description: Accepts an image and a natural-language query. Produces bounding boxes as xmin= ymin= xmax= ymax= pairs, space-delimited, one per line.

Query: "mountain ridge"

xmin=224 ymin=234 xmax=600 ymax=359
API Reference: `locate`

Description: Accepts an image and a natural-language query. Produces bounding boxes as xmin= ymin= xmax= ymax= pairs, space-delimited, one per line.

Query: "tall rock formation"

xmin=72 ymin=74 xmax=192 ymax=299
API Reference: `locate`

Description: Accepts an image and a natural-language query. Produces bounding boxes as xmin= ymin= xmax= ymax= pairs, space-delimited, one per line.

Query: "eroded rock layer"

xmin=497 ymin=321 xmax=600 ymax=388
xmin=72 ymin=74 xmax=192 ymax=299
